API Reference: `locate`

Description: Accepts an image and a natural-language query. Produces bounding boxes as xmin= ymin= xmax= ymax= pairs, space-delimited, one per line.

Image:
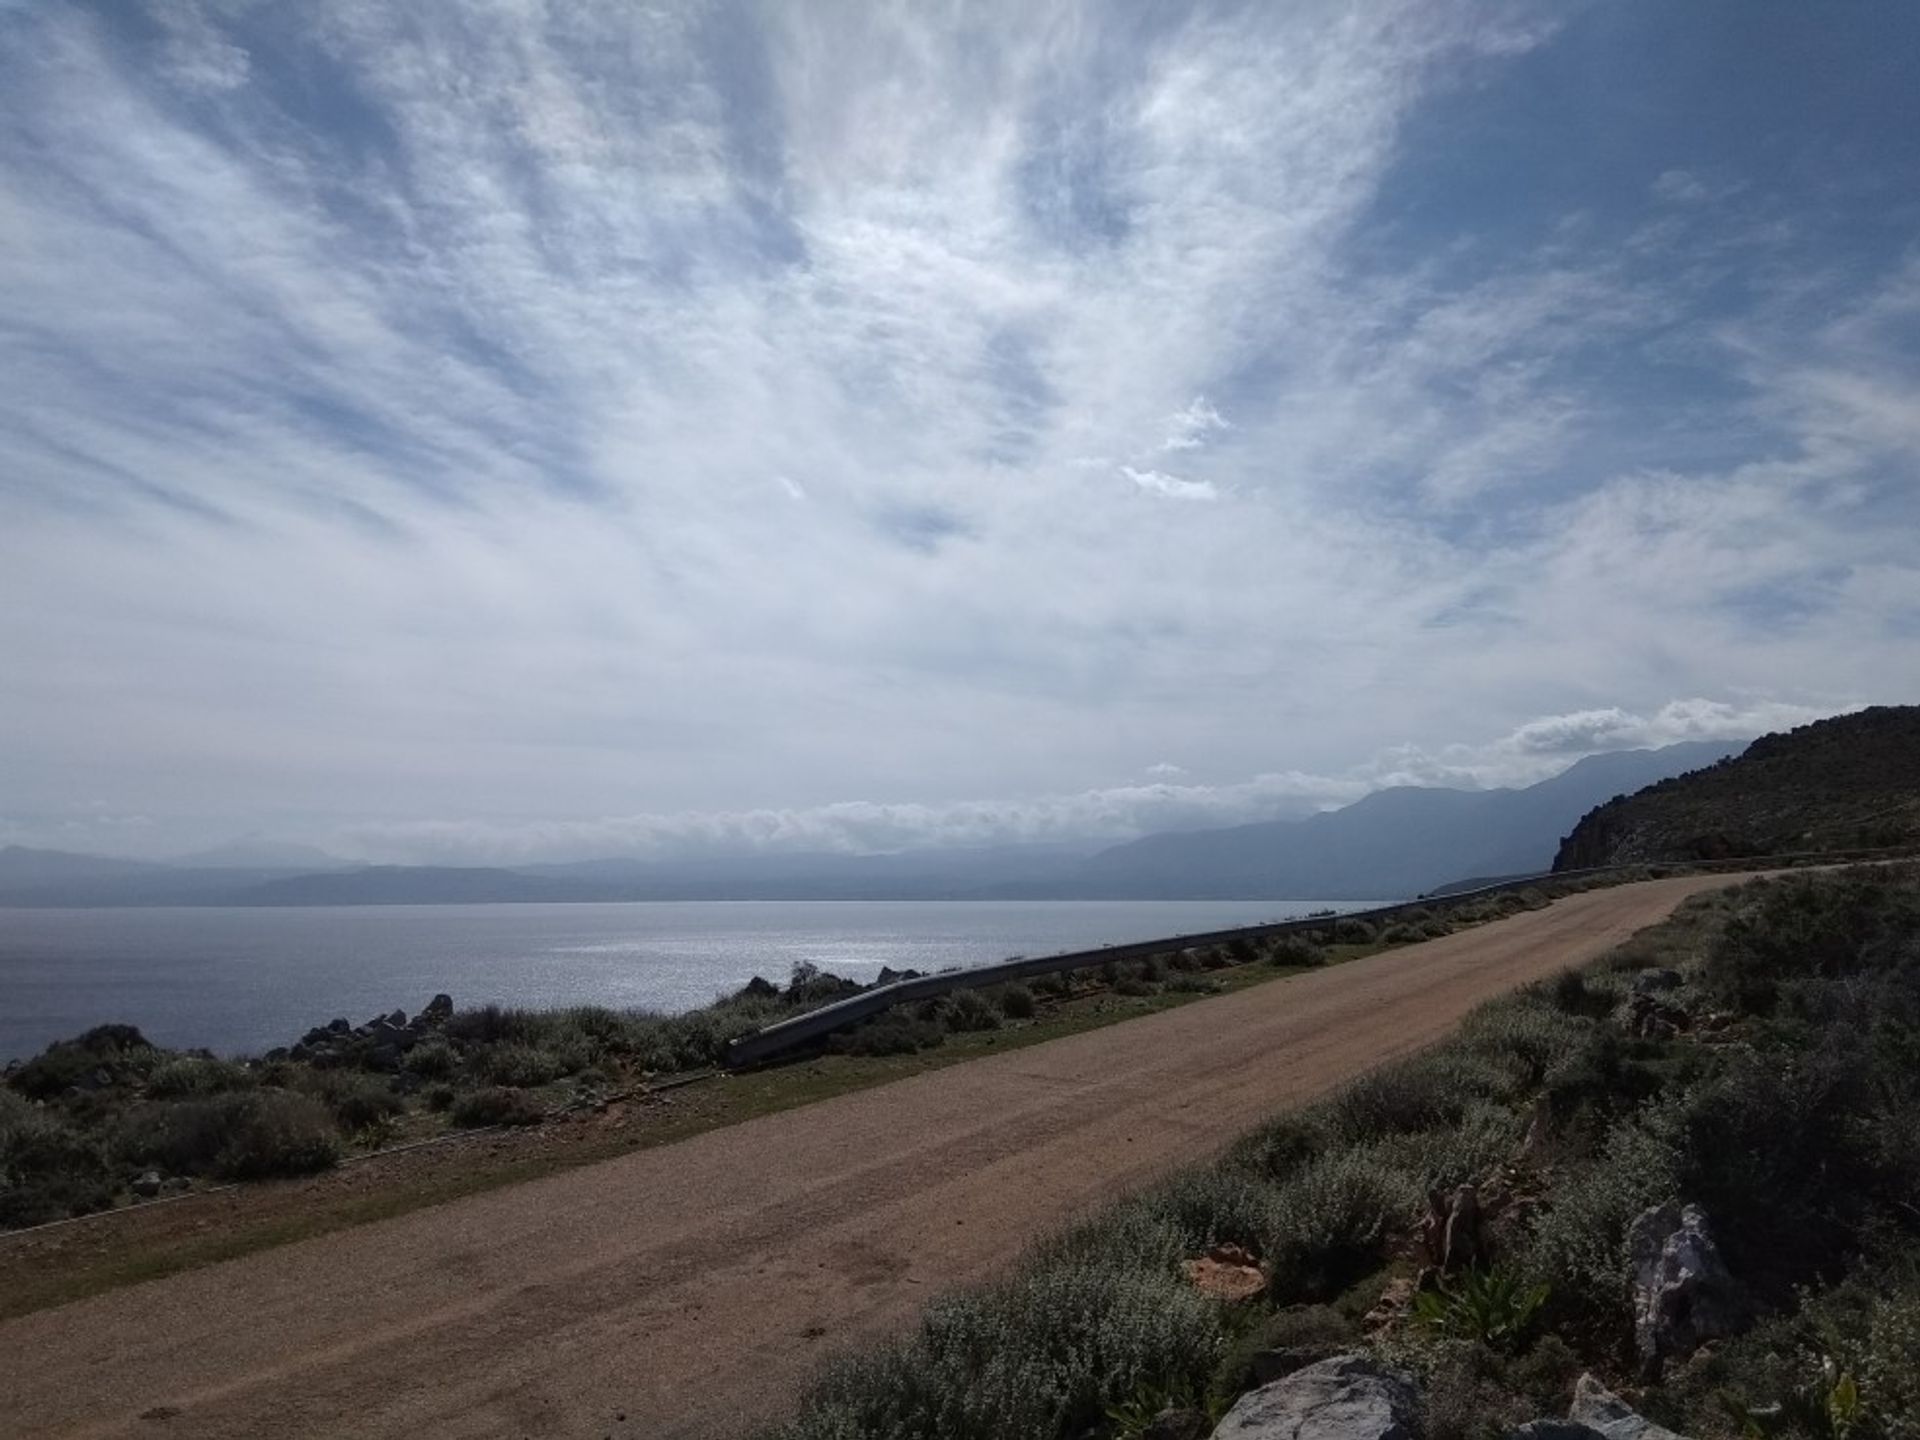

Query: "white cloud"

xmin=1161 ymin=397 xmax=1229 ymax=451
xmin=1651 ymin=168 xmax=1746 ymax=206
xmin=1121 ymin=465 xmax=1219 ymax=500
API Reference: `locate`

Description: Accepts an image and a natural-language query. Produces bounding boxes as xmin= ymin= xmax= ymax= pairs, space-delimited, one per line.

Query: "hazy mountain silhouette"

xmin=1013 ymin=740 xmax=1743 ymax=900
xmin=0 ymin=743 xmax=1739 ymax=906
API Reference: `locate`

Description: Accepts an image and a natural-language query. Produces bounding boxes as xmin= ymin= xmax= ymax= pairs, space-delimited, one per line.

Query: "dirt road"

xmin=0 ymin=874 xmax=1741 ymax=1439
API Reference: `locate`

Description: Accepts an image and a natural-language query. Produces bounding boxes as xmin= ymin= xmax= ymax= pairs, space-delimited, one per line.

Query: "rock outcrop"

xmin=1210 ymin=1354 xmax=1420 ymax=1440
xmin=1627 ymin=1203 xmax=1746 ymax=1376
xmin=1567 ymin=1374 xmax=1694 ymax=1440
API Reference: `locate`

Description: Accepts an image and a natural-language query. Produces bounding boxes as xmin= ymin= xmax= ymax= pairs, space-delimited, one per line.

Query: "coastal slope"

xmin=1554 ymin=705 xmax=1920 ymax=869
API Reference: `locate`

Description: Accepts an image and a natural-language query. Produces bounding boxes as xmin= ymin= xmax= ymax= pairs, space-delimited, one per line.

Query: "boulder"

xmin=326 ymin=1017 xmax=350 ymax=1035
xmin=1210 ymin=1354 xmax=1420 ymax=1440
xmin=131 ymin=1170 xmax=163 ymax=1199
xmin=1628 ymin=1204 xmax=1746 ymax=1376
xmin=1568 ymin=1374 xmax=1693 ymax=1440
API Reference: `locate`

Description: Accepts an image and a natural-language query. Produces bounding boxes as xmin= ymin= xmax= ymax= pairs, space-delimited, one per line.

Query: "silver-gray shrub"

xmin=1520 ymin=1093 xmax=1683 ymax=1310
xmin=773 ymin=1265 xmax=1225 ymax=1440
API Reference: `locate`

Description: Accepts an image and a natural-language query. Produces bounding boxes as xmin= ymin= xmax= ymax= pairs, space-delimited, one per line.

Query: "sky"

xmin=1 ymin=0 xmax=1916 ymax=865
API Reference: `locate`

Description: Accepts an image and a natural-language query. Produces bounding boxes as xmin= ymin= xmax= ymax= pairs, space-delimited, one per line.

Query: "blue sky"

xmin=1 ymin=0 xmax=1915 ymax=862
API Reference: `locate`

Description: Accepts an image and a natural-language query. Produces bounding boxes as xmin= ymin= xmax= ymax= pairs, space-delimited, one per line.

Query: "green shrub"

xmin=443 ymin=1004 xmax=535 ymax=1046
xmin=423 ymin=1083 xmax=456 ymax=1112
xmin=477 ymin=1042 xmax=564 ymax=1089
xmin=1412 ymin=1267 xmax=1550 ymax=1350
xmin=1859 ymin=1285 xmax=1920 ymax=1432
xmin=1145 ymin=1169 xmax=1282 ymax=1256
xmin=211 ymin=1091 xmax=341 ymax=1179
xmin=1380 ymin=924 xmax=1421 ymax=945
xmin=1547 ymin=968 xmax=1612 ymax=1019
xmin=1267 ymin=934 xmax=1326 ymax=968
xmin=304 ymin=1071 xmax=404 ymax=1132
xmin=1318 ymin=1063 xmax=1451 ymax=1142
xmin=830 ymin=1016 xmax=945 ymax=1057
xmin=123 ymin=1090 xmax=340 ymax=1180
xmin=1333 ymin=918 xmax=1376 ymax=944
xmin=402 ymin=1040 xmax=457 ymax=1080
xmin=776 ymin=1264 xmax=1226 ymax=1440
xmin=1522 ymin=1097 xmax=1683 ymax=1318
xmin=1165 ymin=974 xmax=1222 ymax=995
xmin=942 ymin=990 xmax=1003 ymax=1033
xmin=449 ymin=1087 xmax=545 ymax=1128
xmin=145 ymin=1055 xmax=253 ymax=1099
xmin=8 ymin=1024 xmax=154 ymax=1100
xmin=1367 ymin=1101 xmax=1518 ymax=1193
xmin=1223 ymin=1113 xmax=1320 ymax=1182
xmin=1458 ymin=1000 xmax=1589 ymax=1087
xmin=1031 ymin=1200 xmax=1191 ymax=1279
xmin=996 ymin=984 xmax=1037 ymax=1020
xmin=0 ymin=1093 xmax=116 ymax=1227
xmin=1413 ymin=1339 xmax=1537 ymax=1440
xmin=1266 ymin=1148 xmax=1415 ymax=1299
xmin=1705 ymin=866 xmax=1920 ymax=1014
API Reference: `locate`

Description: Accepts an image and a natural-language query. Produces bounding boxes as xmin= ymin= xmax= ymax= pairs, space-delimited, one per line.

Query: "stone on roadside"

xmin=1184 ymin=1243 xmax=1267 ymax=1302
xmin=1210 ymin=1354 xmax=1419 ymax=1440
xmin=131 ymin=1170 xmax=163 ymax=1198
xmin=1569 ymin=1374 xmax=1694 ymax=1440
xmin=1628 ymin=1204 xmax=1746 ymax=1375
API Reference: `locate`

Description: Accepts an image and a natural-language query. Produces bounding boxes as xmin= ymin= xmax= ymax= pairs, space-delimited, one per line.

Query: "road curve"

xmin=0 ymin=874 xmax=1742 ymax=1439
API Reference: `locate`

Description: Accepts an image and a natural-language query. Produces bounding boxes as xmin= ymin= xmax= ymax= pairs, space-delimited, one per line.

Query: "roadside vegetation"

xmin=762 ymin=863 xmax=1920 ymax=1440
xmin=1 ymin=885 xmax=1596 ymax=1234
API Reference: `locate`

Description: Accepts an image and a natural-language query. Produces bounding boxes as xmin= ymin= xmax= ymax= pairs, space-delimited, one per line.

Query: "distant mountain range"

xmin=983 ymin=739 xmax=1742 ymax=899
xmin=0 ymin=740 xmax=1740 ymax=907
xmin=1555 ymin=706 xmax=1920 ymax=868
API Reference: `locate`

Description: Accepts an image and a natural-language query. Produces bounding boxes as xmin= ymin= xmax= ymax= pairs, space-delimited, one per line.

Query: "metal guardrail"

xmin=723 ymin=867 xmax=1615 ymax=1067
xmin=723 ymin=845 xmax=1920 ymax=1067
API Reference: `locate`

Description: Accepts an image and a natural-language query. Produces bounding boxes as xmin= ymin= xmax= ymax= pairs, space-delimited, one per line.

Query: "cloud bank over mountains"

xmin=285 ymin=698 xmax=1848 ymax=865
xmin=0 ymin=3 xmax=1913 ymax=862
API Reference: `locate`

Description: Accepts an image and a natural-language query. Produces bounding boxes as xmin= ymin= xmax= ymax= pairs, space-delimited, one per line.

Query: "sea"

xmin=0 ymin=898 xmax=1389 ymax=1063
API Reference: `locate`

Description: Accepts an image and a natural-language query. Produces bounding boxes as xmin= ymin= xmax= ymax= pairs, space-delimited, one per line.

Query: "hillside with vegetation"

xmin=1554 ymin=707 xmax=1920 ymax=871
xmin=767 ymin=863 xmax=1920 ymax=1440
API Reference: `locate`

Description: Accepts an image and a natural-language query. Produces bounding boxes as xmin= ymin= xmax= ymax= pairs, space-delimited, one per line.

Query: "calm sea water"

xmin=0 ymin=899 xmax=1386 ymax=1062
